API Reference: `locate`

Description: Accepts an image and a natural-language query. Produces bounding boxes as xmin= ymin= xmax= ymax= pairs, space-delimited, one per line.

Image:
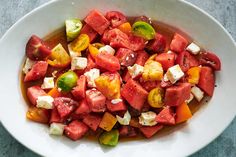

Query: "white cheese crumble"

xmin=191 ymin=86 xmax=204 ymax=102
xmin=186 ymin=93 xmax=194 ymax=103
xmin=41 ymin=77 xmax=55 ymax=89
xmin=127 ymin=64 xmax=144 ymax=78
xmin=51 ymin=70 xmax=58 ymax=78
xmin=36 ymin=95 xmax=54 ymax=109
xmin=49 ymin=123 xmax=65 ymax=135
xmin=22 ymin=58 xmax=36 ymax=74
xmin=111 ymin=99 xmax=123 ymax=104
xmin=186 ymin=42 xmax=201 ymax=55
xmin=99 ymin=45 xmax=115 ymax=55
xmin=167 ymin=50 xmax=174 ymax=54
xmin=84 ymin=68 xmax=100 ymax=87
xmin=71 ymin=57 xmax=88 ymax=70
xmin=139 ymin=111 xmax=157 ymax=126
xmin=166 ymin=64 xmax=184 ymax=84
xmin=116 ymin=111 xmax=131 ymax=125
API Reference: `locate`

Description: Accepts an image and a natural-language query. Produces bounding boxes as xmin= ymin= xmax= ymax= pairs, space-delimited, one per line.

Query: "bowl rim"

xmin=0 ymin=0 xmax=235 ymax=157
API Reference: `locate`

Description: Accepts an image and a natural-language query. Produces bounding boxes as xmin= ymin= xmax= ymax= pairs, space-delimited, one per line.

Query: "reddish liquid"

xmin=21 ymin=19 xmax=206 ymax=142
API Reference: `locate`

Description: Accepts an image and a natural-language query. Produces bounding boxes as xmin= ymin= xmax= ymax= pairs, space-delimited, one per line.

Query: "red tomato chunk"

xmin=198 ymin=66 xmax=215 ymax=96
xmin=115 ymin=48 xmax=137 ymax=67
xmin=24 ymin=61 xmax=48 ymax=82
xmin=105 ymin=11 xmax=127 ymax=28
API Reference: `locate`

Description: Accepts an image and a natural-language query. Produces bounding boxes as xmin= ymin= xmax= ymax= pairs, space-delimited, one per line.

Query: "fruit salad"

xmin=21 ymin=9 xmax=221 ymax=146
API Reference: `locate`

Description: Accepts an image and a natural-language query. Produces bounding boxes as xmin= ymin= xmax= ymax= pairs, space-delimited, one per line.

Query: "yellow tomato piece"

xmin=118 ymin=22 xmax=132 ymax=34
xmin=26 ymin=107 xmax=49 ymax=124
xmin=142 ymin=60 xmax=163 ymax=81
xmin=88 ymin=44 xmax=99 ymax=59
xmin=187 ymin=67 xmax=201 ymax=84
xmin=176 ymin=102 xmax=192 ymax=124
xmin=47 ymin=44 xmax=71 ymax=68
xmin=92 ymin=43 xmax=104 ymax=49
xmin=95 ymin=73 xmax=120 ymax=100
xmin=89 ymin=43 xmax=105 ymax=59
xmin=99 ymin=112 xmax=117 ymax=131
xmin=70 ymin=34 xmax=89 ymax=52
xmin=148 ymin=87 xmax=164 ymax=108
xmin=147 ymin=54 xmax=157 ymax=61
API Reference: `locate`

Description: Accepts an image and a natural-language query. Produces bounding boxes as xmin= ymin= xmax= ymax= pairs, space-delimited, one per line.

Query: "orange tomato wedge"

xmin=99 ymin=112 xmax=117 ymax=131
xmin=26 ymin=106 xmax=49 ymax=124
xmin=118 ymin=22 xmax=132 ymax=34
xmin=176 ymin=102 xmax=192 ymax=124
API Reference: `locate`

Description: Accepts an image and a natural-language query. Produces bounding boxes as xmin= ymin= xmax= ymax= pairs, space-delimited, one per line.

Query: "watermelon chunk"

xmin=80 ymin=24 xmax=98 ymax=42
xmin=155 ymin=107 xmax=175 ymax=125
xmin=75 ymin=99 xmax=91 ymax=116
xmin=71 ymin=75 xmax=87 ymax=100
xmin=64 ymin=120 xmax=89 ymax=140
xmin=164 ymin=83 xmax=191 ymax=106
xmin=121 ymin=79 xmax=148 ymax=111
xmin=106 ymin=99 xmax=127 ymax=112
xmin=27 ymin=86 xmax=47 ymax=105
xmin=84 ymin=10 xmax=110 ymax=35
xmin=86 ymin=89 xmax=106 ymax=112
xmin=82 ymin=114 xmax=102 ymax=131
xmin=135 ymin=50 xmax=149 ymax=66
xmin=139 ymin=125 xmax=163 ymax=138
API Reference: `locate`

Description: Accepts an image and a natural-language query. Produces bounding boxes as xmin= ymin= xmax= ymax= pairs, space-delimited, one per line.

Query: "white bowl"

xmin=0 ymin=0 xmax=235 ymax=157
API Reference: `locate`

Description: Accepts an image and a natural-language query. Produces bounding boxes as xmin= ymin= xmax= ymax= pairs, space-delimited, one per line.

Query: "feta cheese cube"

xmin=51 ymin=70 xmax=58 ymax=78
xmin=49 ymin=123 xmax=65 ymax=135
xmin=111 ymin=98 xmax=123 ymax=104
xmin=166 ymin=64 xmax=184 ymax=84
xmin=68 ymin=44 xmax=81 ymax=57
xmin=139 ymin=111 xmax=157 ymax=126
xmin=163 ymin=73 xmax=169 ymax=82
xmin=186 ymin=42 xmax=201 ymax=55
xmin=167 ymin=50 xmax=174 ymax=54
xmin=36 ymin=95 xmax=54 ymax=109
xmin=191 ymin=86 xmax=204 ymax=102
xmin=84 ymin=68 xmax=100 ymax=87
xmin=71 ymin=57 xmax=88 ymax=70
xmin=22 ymin=58 xmax=36 ymax=74
xmin=99 ymin=45 xmax=115 ymax=55
xmin=41 ymin=77 xmax=55 ymax=89
xmin=186 ymin=93 xmax=194 ymax=103
xmin=127 ymin=64 xmax=144 ymax=78
xmin=116 ymin=111 xmax=131 ymax=125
